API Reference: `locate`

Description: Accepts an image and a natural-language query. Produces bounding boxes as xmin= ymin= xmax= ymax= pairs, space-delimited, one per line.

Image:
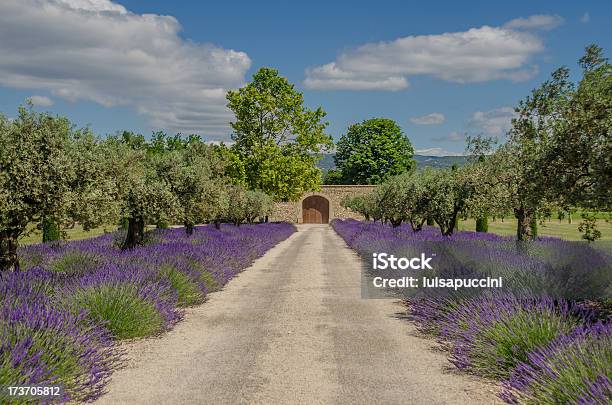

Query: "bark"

xmin=0 ymin=230 xmax=20 ymax=271
xmin=410 ymin=218 xmax=426 ymax=232
xmin=440 ymin=211 xmax=459 ymax=236
xmin=214 ymin=220 xmax=221 ymax=230
xmin=122 ymin=217 xmax=145 ymax=249
xmin=390 ymin=218 xmax=403 ymax=228
xmin=185 ymin=222 xmax=194 ymax=235
xmin=515 ymin=206 xmax=534 ymax=241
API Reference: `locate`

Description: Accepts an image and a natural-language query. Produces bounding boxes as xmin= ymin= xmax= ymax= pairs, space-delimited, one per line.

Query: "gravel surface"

xmin=97 ymin=224 xmax=500 ymax=405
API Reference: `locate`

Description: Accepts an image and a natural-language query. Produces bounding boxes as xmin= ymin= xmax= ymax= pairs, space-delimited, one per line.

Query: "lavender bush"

xmin=1 ymin=222 xmax=294 ymax=402
xmin=442 ymin=295 xmax=581 ymax=379
xmin=501 ymin=322 xmax=612 ymax=404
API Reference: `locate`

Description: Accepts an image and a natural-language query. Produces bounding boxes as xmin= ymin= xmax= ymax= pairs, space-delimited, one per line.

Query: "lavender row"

xmin=1 ymin=223 xmax=295 ymax=403
xmin=332 ymin=219 xmax=611 ymax=404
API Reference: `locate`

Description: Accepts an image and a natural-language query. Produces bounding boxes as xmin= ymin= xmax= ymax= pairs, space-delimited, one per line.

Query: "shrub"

xmin=199 ymin=270 xmax=220 ymax=292
xmin=500 ymin=322 xmax=612 ymax=404
xmin=66 ymin=284 xmax=165 ymax=340
xmin=443 ymin=295 xmax=581 ymax=380
xmin=62 ymin=265 xmax=180 ymax=340
xmin=159 ymin=265 xmax=204 ymax=307
xmin=475 ymin=215 xmax=488 ymax=232
xmin=51 ymin=250 xmax=99 ymax=275
xmin=0 ymin=300 xmax=120 ymax=403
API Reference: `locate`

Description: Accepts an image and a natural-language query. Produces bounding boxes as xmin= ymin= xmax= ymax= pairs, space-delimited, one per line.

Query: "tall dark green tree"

xmin=334 ymin=118 xmax=415 ymax=184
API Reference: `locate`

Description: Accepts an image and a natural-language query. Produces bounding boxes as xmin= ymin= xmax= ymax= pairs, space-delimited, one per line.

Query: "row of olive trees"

xmin=343 ymin=163 xmax=498 ymax=236
xmin=0 ymin=106 xmax=273 ymax=271
xmin=344 ymin=45 xmax=610 ymax=241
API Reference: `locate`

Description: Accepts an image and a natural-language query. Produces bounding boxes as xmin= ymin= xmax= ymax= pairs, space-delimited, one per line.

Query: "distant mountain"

xmin=315 ymin=153 xmax=466 ymax=171
xmin=413 ymin=154 xmax=467 ymax=169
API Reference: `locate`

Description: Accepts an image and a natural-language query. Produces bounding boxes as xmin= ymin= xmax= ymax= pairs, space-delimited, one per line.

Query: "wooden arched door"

xmin=302 ymin=196 xmax=330 ymax=224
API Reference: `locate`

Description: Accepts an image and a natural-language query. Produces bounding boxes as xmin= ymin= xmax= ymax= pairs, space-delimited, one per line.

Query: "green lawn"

xmin=458 ymin=218 xmax=612 ymax=241
xmin=18 ymin=224 xmax=116 ymax=246
xmin=17 ymin=218 xmax=612 ymax=245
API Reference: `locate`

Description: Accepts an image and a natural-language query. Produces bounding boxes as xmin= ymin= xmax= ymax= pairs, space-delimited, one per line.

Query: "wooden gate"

xmin=302 ymin=196 xmax=330 ymax=224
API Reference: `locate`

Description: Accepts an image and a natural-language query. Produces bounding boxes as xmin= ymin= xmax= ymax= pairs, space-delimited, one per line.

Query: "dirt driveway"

xmin=97 ymin=225 xmax=499 ymax=405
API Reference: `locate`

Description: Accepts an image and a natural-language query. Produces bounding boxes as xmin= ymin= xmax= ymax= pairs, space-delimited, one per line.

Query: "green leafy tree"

xmin=334 ymin=118 xmax=415 ymax=184
xmin=152 ymin=139 xmax=229 ymax=235
xmin=578 ymin=213 xmax=602 ymax=242
xmin=104 ymin=138 xmax=179 ymax=249
xmin=244 ymin=190 xmax=273 ymax=224
xmin=226 ymin=67 xmax=332 ymax=200
xmin=202 ymin=180 xmax=230 ymax=229
xmin=0 ymin=107 xmax=76 ymax=270
xmin=538 ymin=44 xmax=611 ymax=211
xmin=225 ymin=185 xmax=248 ymax=226
xmin=489 ymin=45 xmax=611 ymax=240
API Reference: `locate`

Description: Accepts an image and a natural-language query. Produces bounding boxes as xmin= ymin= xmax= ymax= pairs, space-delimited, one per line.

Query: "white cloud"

xmin=468 ymin=107 xmax=517 ymax=136
xmin=0 ymin=0 xmax=251 ymax=137
xmin=304 ymin=18 xmax=553 ymax=91
xmin=415 ymin=148 xmax=464 ymax=157
xmin=410 ymin=112 xmax=445 ymax=125
xmin=503 ymin=14 xmax=564 ymax=31
xmin=28 ymin=95 xmax=54 ymax=107
xmin=432 ymin=131 xmax=465 ymax=142
xmin=580 ymin=12 xmax=590 ymax=23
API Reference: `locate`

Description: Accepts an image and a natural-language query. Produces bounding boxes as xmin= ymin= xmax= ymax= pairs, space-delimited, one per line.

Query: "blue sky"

xmin=0 ymin=1 xmax=610 ymax=155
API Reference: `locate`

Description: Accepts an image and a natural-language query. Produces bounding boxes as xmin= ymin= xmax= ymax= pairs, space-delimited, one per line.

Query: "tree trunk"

xmin=122 ymin=217 xmax=145 ymax=249
xmin=214 ymin=220 xmax=221 ymax=230
xmin=185 ymin=222 xmax=194 ymax=235
xmin=515 ymin=206 xmax=534 ymax=241
xmin=0 ymin=230 xmax=20 ymax=271
xmin=390 ymin=218 xmax=403 ymax=228
xmin=530 ymin=217 xmax=538 ymax=239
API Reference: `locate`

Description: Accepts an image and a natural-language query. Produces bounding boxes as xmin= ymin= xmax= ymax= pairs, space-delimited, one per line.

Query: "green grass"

xmin=159 ymin=266 xmax=204 ymax=307
xmin=19 ymin=223 xmax=156 ymax=246
xmin=65 ymin=284 xmax=164 ymax=340
xmin=19 ymin=224 xmax=114 ymax=246
xmin=458 ymin=218 xmax=612 ymax=241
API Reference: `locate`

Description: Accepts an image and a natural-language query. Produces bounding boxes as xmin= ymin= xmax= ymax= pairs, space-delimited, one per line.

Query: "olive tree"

xmin=1 ymin=107 xmax=75 ymax=270
xmin=104 ymin=139 xmax=179 ymax=249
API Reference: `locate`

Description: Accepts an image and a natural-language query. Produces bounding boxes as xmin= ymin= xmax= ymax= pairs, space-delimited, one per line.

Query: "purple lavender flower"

xmin=500 ymin=322 xmax=612 ymax=404
xmin=2 ymin=222 xmax=295 ymax=401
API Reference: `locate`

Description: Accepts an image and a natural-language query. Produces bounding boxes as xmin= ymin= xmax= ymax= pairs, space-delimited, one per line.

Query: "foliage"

xmin=500 ymin=322 xmax=612 ymax=404
xmin=443 ymin=296 xmax=579 ymax=379
xmin=0 ymin=106 xmax=75 ymax=269
xmin=483 ymin=45 xmax=612 ymax=241
xmin=334 ymin=118 xmax=415 ymax=184
xmin=65 ymin=282 xmax=169 ymax=340
xmin=344 ymin=166 xmax=483 ymax=236
xmin=475 ymin=216 xmax=488 ymax=232
xmin=0 ymin=270 xmax=120 ymax=402
xmin=578 ymin=212 xmax=602 ymax=242
xmin=227 ymin=67 xmax=332 ymax=200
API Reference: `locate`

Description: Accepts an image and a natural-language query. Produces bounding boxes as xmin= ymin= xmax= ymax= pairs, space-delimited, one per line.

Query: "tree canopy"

xmin=333 ymin=118 xmax=415 ymax=184
xmin=226 ymin=67 xmax=333 ymax=200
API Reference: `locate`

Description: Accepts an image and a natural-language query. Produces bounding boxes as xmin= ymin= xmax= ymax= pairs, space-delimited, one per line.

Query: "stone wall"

xmin=270 ymin=185 xmax=376 ymax=223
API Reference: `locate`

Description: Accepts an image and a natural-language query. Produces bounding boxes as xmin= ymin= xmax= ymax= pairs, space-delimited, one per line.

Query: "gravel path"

xmin=97 ymin=225 xmax=500 ymax=404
